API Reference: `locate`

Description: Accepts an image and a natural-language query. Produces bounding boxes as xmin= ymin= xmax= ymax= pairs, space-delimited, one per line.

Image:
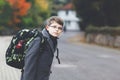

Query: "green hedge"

xmin=85 ymin=26 xmax=120 ymax=35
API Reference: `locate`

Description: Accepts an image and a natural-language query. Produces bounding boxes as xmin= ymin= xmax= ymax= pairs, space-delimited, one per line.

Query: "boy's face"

xmin=46 ymin=21 xmax=63 ymax=37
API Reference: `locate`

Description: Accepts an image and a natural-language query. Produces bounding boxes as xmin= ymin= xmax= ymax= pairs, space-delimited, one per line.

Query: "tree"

xmin=102 ymin=0 xmax=120 ymax=26
xmin=0 ymin=0 xmax=52 ymax=31
xmin=0 ymin=0 xmax=12 ymax=27
xmin=34 ymin=0 xmax=51 ymax=21
xmin=72 ymin=0 xmax=120 ymax=31
xmin=21 ymin=0 xmax=51 ymax=28
xmin=7 ymin=0 xmax=31 ymax=29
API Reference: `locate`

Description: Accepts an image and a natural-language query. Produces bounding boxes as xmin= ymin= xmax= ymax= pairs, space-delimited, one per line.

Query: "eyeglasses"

xmin=49 ymin=26 xmax=63 ymax=30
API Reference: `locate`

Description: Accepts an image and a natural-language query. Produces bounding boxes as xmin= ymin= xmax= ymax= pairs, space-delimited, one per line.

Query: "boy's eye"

xmin=50 ymin=26 xmax=63 ymax=30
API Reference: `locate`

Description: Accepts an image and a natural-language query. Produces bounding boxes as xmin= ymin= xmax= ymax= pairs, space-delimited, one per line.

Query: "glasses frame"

xmin=49 ymin=26 xmax=63 ymax=31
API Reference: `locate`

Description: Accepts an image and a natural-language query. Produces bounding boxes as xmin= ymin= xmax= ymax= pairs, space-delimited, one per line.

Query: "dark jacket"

xmin=21 ymin=29 xmax=57 ymax=80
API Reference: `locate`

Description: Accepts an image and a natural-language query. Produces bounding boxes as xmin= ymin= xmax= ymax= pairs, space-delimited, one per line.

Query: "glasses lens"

xmin=50 ymin=26 xmax=62 ymax=30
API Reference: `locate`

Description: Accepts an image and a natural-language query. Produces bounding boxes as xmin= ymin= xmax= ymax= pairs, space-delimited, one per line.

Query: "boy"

xmin=21 ymin=16 xmax=64 ymax=80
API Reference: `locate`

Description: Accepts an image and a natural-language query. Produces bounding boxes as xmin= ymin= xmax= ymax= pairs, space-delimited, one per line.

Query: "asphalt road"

xmin=0 ymin=31 xmax=120 ymax=80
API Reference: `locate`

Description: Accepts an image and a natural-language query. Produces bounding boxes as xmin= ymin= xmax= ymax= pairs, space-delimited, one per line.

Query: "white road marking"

xmin=53 ymin=64 xmax=77 ymax=68
xmin=98 ymin=54 xmax=113 ymax=58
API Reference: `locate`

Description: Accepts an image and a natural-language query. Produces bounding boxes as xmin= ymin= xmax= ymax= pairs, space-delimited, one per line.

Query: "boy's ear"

xmin=45 ymin=25 xmax=49 ymax=30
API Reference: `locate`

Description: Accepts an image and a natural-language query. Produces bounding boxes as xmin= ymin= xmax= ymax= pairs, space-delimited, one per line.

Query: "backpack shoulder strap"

xmin=56 ymin=48 xmax=61 ymax=64
xmin=37 ymin=31 xmax=45 ymax=44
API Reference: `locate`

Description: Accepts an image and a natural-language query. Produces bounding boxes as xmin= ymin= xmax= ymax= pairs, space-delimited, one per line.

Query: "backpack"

xmin=5 ymin=29 xmax=44 ymax=69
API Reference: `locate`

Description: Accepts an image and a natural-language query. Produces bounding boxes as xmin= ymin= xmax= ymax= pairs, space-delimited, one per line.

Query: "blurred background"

xmin=0 ymin=0 xmax=120 ymax=48
xmin=1 ymin=0 xmax=120 ymax=80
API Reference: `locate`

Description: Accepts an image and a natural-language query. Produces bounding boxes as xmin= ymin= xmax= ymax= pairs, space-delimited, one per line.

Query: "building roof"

xmin=61 ymin=3 xmax=73 ymax=10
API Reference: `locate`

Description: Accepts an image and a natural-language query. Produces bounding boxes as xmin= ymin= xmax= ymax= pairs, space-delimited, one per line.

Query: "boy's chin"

xmin=52 ymin=35 xmax=59 ymax=37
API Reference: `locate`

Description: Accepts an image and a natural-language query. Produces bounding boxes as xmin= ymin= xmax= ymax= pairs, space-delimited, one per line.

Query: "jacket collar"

xmin=42 ymin=28 xmax=50 ymax=39
xmin=42 ymin=28 xmax=56 ymax=53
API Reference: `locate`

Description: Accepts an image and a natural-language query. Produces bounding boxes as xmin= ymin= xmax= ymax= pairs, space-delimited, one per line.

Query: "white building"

xmin=57 ymin=3 xmax=81 ymax=31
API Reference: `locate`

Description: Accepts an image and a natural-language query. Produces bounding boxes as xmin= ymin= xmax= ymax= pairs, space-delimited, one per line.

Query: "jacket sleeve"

xmin=21 ymin=37 xmax=41 ymax=80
